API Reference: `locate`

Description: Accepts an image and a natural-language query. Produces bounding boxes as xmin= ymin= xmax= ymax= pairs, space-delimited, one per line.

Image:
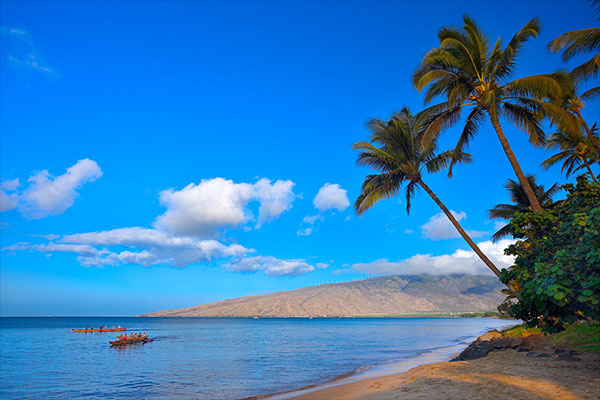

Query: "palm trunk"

xmin=418 ymin=179 xmax=521 ymax=299
xmin=576 ymin=109 xmax=600 ymax=165
xmin=489 ymin=115 xmax=543 ymax=212
xmin=418 ymin=180 xmax=502 ymax=278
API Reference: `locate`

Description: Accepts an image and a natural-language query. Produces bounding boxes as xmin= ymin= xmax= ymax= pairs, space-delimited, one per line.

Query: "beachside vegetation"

xmin=353 ymin=0 xmax=599 ymax=333
xmin=501 ymin=175 xmax=600 ymax=332
xmin=488 ymin=175 xmax=560 ymax=242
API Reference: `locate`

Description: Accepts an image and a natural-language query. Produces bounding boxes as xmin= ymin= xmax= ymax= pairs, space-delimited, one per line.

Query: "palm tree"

xmin=547 ymin=0 xmax=600 ymax=82
xmin=354 ymin=106 xmax=504 ymax=280
xmin=413 ymin=16 xmax=572 ymax=212
xmin=548 ymin=70 xmax=600 ymax=157
xmin=489 ymin=175 xmax=560 ymax=242
xmin=542 ymin=129 xmax=600 ymax=183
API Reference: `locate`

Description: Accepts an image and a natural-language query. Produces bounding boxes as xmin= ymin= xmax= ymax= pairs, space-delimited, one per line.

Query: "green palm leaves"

xmin=413 ymin=15 xmax=570 ymax=212
xmin=354 ymin=107 xmax=505 ymax=280
xmin=548 ymin=0 xmax=600 ymax=82
xmin=489 ymin=175 xmax=560 ymax=242
xmin=354 ymin=107 xmax=467 ymax=215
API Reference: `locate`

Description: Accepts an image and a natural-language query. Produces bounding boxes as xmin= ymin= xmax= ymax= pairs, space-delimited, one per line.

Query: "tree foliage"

xmin=489 ymin=175 xmax=560 ymax=242
xmin=500 ymin=174 xmax=600 ymax=332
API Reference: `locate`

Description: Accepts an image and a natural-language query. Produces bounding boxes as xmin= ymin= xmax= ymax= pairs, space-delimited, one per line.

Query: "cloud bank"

xmin=348 ymin=239 xmax=515 ymax=276
xmin=3 ymin=176 xmax=318 ymax=276
xmin=224 ymin=256 xmax=316 ymax=276
xmin=4 ymin=227 xmax=249 ymax=267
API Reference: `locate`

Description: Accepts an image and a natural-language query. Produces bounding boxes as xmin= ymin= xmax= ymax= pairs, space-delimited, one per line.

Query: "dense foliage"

xmin=501 ymin=175 xmax=600 ymax=332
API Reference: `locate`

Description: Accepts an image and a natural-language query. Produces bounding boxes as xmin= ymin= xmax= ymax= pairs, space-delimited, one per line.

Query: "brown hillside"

xmin=142 ymin=274 xmax=506 ymax=317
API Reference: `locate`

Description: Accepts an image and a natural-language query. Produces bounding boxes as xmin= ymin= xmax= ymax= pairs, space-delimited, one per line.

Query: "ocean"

xmin=0 ymin=317 xmax=517 ymax=399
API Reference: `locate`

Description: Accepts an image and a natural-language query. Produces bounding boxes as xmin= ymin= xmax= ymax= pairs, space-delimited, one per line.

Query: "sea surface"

xmin=0 ymin=317 xmax=517 ymax=399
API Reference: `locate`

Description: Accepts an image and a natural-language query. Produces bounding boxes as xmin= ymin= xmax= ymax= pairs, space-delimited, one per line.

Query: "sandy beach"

xmin=282 ymin=333 xmax=600 ymax=400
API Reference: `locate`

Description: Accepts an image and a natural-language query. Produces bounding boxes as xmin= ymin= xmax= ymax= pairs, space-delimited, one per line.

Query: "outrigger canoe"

xmin=72 ymin=328 xmax=127 ymax=333
xmin=109 ymin=337 xmax=153 ymax=346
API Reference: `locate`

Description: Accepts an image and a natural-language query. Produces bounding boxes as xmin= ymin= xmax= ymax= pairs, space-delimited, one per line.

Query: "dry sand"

xmin=284 ymin=340 xmax=600 ymax=400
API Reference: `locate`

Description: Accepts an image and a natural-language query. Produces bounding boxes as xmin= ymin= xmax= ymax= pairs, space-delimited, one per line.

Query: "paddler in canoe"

xmin=110 ymin=332 xmax=152 ymax=346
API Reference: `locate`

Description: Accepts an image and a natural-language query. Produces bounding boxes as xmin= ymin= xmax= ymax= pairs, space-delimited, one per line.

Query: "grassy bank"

xmin=502 ymin=323 xmax=600 ymax=353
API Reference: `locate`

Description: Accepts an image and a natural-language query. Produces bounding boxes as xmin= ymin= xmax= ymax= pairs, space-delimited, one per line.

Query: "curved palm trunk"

xmin=418 ymin=179 xmax=521 ymax=299
xmin=576 ymin=109 xmax=600 ymax=165
xmin=418 ymin=180 xmax=502 ymax=278
xmin=489 ymin=115 xmax=543 ymax=212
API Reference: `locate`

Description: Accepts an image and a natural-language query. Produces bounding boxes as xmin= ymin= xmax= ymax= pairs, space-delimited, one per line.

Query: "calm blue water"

xmin=0 ymin=317 xmax=516 ymax=399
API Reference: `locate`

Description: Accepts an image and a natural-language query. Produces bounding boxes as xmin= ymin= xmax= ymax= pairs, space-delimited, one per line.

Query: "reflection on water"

xmin=0 ymin=317 xmax=517 ymax=399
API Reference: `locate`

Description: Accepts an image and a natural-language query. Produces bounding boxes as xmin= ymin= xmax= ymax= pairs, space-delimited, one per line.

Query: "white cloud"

xmin=316 ymin=262 xmax=329 ymax=269
xmin=1 ymin=179 xmax=20 ymax=212
xmin=404 ymin=229 xmax=414 ymax=234
xmin=253 ymin=179 xmax=296 ymax=227
xmin=1 ymin=160 xmax=102 ymax=218
xmin=297 ymin=227 xmax=313 ymax=236
xmin=1 ymin=27 xmax=53 ymax=74
xmin=420 ymin=210 xmax=486 ymax=240
xmin=298 ymin=183 xmax=350 ymax=236
xmin=303 ymin=214 xmax=322 ymax=224
xmin=224 ymin=256 xmax=315 ymax=276
xmin=16 ymin=159 xmax=102 ymax=219
xmin=1 ymin=191 xmax=19 ymax=212
xmin=313 ymin=183 xmax=350 ymax=212
xmin=4 ymin=227 xmax=250 ymax=268
xmin=154 ymin=177 xmax=295 ymax=236
xmin=350 ymin=239 xmax=516 ymax=276
xmin=2 ymin=179 xmax=20 ymax=191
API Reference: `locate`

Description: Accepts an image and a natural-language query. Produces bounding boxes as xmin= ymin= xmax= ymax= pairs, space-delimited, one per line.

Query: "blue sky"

xmin=1 ymin=0 xmax=597 ymax=316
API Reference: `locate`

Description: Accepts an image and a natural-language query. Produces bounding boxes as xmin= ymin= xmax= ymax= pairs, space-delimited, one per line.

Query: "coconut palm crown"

xmin=412 ymin=15 xmax=572 ymax=212
xmin=489 ymin=175 xmax=560 ymax=242
xmin=542 ymin=128 xmax=600 ymax=183
xmin=354 ymin=106 xmax=506 ymax=280
xmin=548 ymin=70 xmax=600 ymax=157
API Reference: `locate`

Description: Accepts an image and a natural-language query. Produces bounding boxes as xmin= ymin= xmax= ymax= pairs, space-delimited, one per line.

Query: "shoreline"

xmin=256 ymin=324 xmax=600 ymax=400
xmin=256 ymin=321 xmax=519 ymax=400
xmin=259 ymin=341 xmax=470 ymax=400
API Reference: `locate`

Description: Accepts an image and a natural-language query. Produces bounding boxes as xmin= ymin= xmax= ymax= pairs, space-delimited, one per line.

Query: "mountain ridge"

xmin=142 ymin=274 xmax=506 ymax=317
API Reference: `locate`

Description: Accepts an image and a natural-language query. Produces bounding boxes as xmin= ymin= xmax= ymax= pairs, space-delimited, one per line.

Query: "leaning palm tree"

xmin=489 ymin=175 xmax=560 ymax=242
xmin=354 ymin=106 xmax=504 ymax=280
xmin=547 ymin=0 xmax=600 ymax=82
xmin=542 ymin=129 xmax=600 ymax=183
xmin=413 ymin=15 xmax=572 ymax=212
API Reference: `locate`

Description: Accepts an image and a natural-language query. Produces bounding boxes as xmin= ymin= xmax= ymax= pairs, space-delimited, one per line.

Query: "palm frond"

xmin=502 ymin=102 xmax=545 ymax=146
xmin=581 ymin=86 xmax=600 ymax=100
xmin=571 ymin=53 xmax=600 ymax=82
xmin=354 ymin=172 xmax=403 ymax=216
xmin=491 ymin=223 xmax=512 ymax=242
xmin=504 ymin=75 xmax=563 ymax=99
xmin=547 ymin=28 xmax=600 ymax=61
xmin=419 ymin=102 xmax=463 ymax=146
xmin=494 ymin=17 xmax=540 ymax=79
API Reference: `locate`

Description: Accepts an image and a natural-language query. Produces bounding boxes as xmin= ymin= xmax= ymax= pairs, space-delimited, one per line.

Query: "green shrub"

xmin=501 ymin=174 xmax=600 ymax=332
